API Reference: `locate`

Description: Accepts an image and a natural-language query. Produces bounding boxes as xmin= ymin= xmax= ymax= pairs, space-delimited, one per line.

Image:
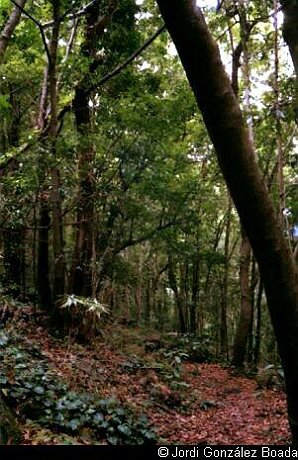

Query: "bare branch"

xmin=42 ymin=0 xmax=100 ymax=29
xmin=9 ymin=0 xmax=51 ymax=63
xmin=63 ymin=17 xmax=79 ymax=62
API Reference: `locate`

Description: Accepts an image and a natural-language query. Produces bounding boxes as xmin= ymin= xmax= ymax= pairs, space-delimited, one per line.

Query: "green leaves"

xmin=33 ymin=385 xmax=45 ymax=395
xmin=0 ymin=94 xmax=10 ymax=111
xmin=0 ymin=332 xmax=8 ymax=346
xmin=0 ymin=331 xmax=158 ymax=444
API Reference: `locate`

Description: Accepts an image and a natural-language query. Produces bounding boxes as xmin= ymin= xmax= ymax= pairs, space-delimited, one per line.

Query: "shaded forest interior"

xmin=0 ymin=0 xmax=297 ymax=446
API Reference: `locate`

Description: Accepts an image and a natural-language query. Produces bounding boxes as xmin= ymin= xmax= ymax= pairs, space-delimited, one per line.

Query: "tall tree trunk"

xmin=253 ymin=279 xmax=263 ymax=367
xmin=69 ymin=1 xmax=117 ymax=296
xmin=220 ymin=197 xmax=231 ymax=358
xmin=36 ymin=67 xmax=52 ymax=308
xmin=48 ymin=0 xmax=65 ymax=303
xmin=231 ymin=2 xmax=254 ymax=369
xmin=190 ymin=255 xmax=200 ymax=334
xmin=273 ymin=0 xmax=287 ymax=238
xmin=168 ymin=256 xmax=187 ymax=333
xmin=248 ymin=257 xmax=258 ymax=364
xmin=1 ymin=86 xmax=24 ymax=299
xmin=70 ymin=86 xmax=95 ymax=296
xmin=232 ymin=228 xmax=252 ymax=368
xmin=156 ymin=0 xmax=298 ymax=442
xmin=281 ymin=0 xmax=298 ymax=119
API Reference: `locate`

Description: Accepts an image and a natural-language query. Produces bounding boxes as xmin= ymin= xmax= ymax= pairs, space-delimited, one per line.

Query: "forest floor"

xmin=0 ymin=311 xmax=291 ymax=445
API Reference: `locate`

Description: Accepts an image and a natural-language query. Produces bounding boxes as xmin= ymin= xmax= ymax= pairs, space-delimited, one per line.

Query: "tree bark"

xmin=168 ymin=256 xmax=187 ymax=333
xmin=253 ymin=278 xmax=263 ymax=367
xmin=37 ymin=197 xmax=52 ymax=308
xmin=220 ymin=197 xmax=231 ymax=359
xmin=231 ymin=1 xmax=254 ymax=369
xmin=48 ymin=0 xmax=65 ymax=303
xmin=69 ymin=1 xmax=118 ymax=296
xmin=190 ymin=255 xmax=200 ymax=334
xmin=232 ymin=229 xmax=252 ymax=368
xmin=0 ymin=0 xmax=27 ymax=64
xmin=281 ymin=0 xmax=298 ymax=119
xmin=156 ymin=0 xmax=298 ymax=442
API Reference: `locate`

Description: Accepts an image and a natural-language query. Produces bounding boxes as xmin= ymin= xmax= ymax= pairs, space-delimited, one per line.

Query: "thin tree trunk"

xmin=36 ymin=65 xmax=52 ymax=309
xmin=248 ymin=257 xmax=258 ymax=364
xmin=232 ymin=228 xmax=252 ymax=368
xmin=180 ymin=260 xmax=189 ymax=331
xmin=156 ymin=0 xmax=298 ymax=442
xmin=220 ymin=196 xmax=231 ymax=358
xmin=190 ymin=255 xmax=200 ymax=334
xmin=273 ymin=1 xmax=287 ymax=239
xmin=231 ymin=2 xmax=254 ymax=369
xmin=48 ymin=0 xmax=65 ymax=303
xmin=253 ymin=279 xmax=263 ymax=367
xmin=0 ymin=0 xmax=27 ymax=64
xmin=37 ymin=67 xmax=49 ymax=131
xmin=37 ymin=197 xmax=52 ymax=308
xmin=168 ymin=256 xmax=187 ymax=333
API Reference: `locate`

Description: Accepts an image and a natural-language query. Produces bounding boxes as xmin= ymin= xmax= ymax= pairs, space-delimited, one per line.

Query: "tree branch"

xmin=114 ymin=218 xmax=180 ymax=255
xmin=42 ymin=0 xmax=100 ymax=29
xmin=9 ymin=0 xmax=51 ymax=63
xmin=57 ymin=24 xmax=166 ymax=122
xmin=0 ymin=0 xmax=27 ymax=63
xmin=83 ymin=24 xmax=166 ymax=97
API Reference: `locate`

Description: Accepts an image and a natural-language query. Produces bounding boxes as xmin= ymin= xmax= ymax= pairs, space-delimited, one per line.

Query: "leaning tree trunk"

xmin=281 ymin=0 xmax=298 ymax=119
xmin=156 ymin=0 xmax=298 ymax=443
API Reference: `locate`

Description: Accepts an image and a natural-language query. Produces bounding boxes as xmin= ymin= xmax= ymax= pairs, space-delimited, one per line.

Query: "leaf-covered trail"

xmin=19 ymin=321 xmax=291 ymax=445
xmin=150 ymin=363 xmax=289 ymax=444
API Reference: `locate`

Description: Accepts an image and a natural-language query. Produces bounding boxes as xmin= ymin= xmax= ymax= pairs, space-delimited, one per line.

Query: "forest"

xmin=0 ymin=0 xmax=297 ymax=447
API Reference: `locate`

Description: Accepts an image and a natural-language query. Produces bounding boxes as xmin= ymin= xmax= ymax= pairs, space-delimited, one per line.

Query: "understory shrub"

xmin=0 ymin=331 xmax=157 ymax=445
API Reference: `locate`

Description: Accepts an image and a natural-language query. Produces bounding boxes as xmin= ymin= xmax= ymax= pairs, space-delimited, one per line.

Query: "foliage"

xmin=162 ymin=333 xmax=215 ymax=364
xmin=0 ymin=332 xmax=157 ymax=445
xmin=256 ymin=364 xmax=285 ymax=390
xmin=0 ymin=0 xmax=297 ymax=441
xmin=57 ymin=295 xmax=109 ymax=343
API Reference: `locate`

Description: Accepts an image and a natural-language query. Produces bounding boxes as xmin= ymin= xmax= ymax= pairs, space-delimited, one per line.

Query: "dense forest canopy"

xmin=0 ymin=0 xmax=297 ymax=446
